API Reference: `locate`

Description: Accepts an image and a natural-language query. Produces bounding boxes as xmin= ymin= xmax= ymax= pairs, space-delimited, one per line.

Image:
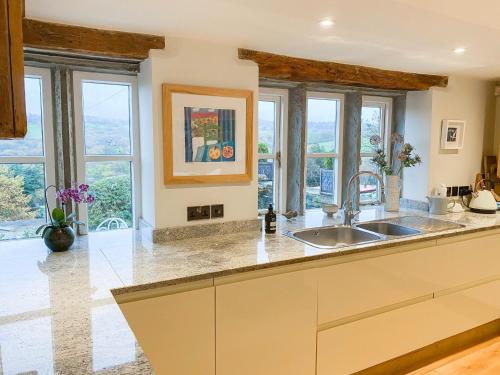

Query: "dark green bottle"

xmin=265 ymin=204 xmax=276 ymax=234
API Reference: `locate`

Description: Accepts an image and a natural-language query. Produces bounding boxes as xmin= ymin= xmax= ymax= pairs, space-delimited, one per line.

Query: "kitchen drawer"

xmin=317 ymin=278 xmax=500 ymax=375
xmin=317 ymin=244 xmax=437 ymax=324
xmin=430 ymin=233 xmax=500 ymax=290
xmin=317 ymin=232 xmax=500 ymax=325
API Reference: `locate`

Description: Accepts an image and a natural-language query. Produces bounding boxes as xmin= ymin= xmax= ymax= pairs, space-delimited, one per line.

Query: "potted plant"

xmin=36 ymin=184 xmax=94 ymax=252
xmin=370 ymin=134 xmax=422 ymax=211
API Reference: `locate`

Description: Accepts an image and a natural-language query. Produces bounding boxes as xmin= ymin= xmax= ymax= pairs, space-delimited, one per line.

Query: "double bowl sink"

xmin=287 ymin=221 xmax=422 ymax=249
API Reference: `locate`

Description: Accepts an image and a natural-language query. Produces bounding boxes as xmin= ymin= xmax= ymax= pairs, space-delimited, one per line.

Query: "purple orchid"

xmin=56 ymin=184 xmax=95 ymax=205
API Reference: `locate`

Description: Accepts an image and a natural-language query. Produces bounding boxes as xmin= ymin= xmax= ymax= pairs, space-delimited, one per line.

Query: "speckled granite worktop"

xmin=1 ymin=206 xmax=500 ymax=374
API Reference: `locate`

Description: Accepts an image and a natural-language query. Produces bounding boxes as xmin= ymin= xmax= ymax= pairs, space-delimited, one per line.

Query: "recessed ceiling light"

xmin=454 ymin=47 xmax=466 ymax=54
xmin=319 ymin=18 xmax=335 ymax=28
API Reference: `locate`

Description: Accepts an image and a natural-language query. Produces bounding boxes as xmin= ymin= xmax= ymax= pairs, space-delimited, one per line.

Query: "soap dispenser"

xmin=264 ymin=204 xmax=277 ymax=234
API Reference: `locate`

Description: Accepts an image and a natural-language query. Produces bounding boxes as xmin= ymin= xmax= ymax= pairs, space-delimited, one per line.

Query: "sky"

xmin=259 ymin=97 xmax=338 ymax=123
xmin=24 ymin=77 xmax=131 ymax=122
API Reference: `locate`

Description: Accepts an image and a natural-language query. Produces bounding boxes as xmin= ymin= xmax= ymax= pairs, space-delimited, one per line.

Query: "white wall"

xmin=138 ymin=58 xmax=156 ymax=227
xmin=404 ymin=76 xmax=495 ymax=201
xmin=403 ymin=90 xmax=433 ymax=201
xmin=139 ymin=37 xmax=259 ymax=229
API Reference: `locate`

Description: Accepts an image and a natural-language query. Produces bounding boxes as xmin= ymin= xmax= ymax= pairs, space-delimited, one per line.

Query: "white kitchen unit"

xmin=117 ymin=283 xmax=216 ymax=375
xmin=115 ymin=229 xmax=500 ymax=375
xmin=317 ymin=278 xmax=500 ymax=375
xmin=215 ymin=269 xmax=317 ymax=375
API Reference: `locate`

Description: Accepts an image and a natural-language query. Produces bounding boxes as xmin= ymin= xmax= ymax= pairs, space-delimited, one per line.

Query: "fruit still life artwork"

xmin=184 ymin=107 xmax=236 ymax=163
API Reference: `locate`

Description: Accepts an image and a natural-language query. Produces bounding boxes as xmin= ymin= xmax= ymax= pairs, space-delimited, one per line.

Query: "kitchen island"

xmin=1 ymin=207 xmax=500 ymax=374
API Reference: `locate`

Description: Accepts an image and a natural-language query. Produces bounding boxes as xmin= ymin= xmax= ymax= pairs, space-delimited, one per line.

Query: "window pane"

xmin=86 ymin=161 xmax=133 ymax=232
xmin=258 ymin=158 xmax=275 ymax=210
xmin=0 ymin=164 xmax=46 ymax=240
xmin=360 ymin=156 xmax=380 ymax=203
xmin=258 ymin=100 xmax=276 ymax=155
xmin=305 ymin=157 xmax=335 ymax=209
xmin=82 ymin=82 xmax=132 ymax=155
xmin=361 ymin=106 xmax=383 ymax=153
xmin=0 ymin=77 xmax=44 ymax=157
xmin=306 ymin=98 xmax=337 ymax=154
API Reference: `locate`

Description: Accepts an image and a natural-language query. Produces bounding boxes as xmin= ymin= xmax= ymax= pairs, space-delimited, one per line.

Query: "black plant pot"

xmin=43 ymin=226 xmax=75 ymax=252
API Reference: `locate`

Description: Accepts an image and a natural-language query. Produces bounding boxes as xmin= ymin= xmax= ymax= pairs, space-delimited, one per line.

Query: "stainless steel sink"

xmin=288 ymin=226 xmax=382 ymax=249
xmin=354 ymin=222 xmax=421 ymax=237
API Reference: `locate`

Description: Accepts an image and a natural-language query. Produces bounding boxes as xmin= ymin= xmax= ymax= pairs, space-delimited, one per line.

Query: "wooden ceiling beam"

xmin=23 ymin=18 xmax=165 ymax=60
xmin=239 ymin=48 xmax=448 ymax=91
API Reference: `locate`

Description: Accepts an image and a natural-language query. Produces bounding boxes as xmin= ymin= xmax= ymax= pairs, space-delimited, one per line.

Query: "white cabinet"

xmin=215 ymin=270 xmax=317 ymax=375
xmin=317 ymin=232 xmax=500 ymax=325
xmin=430 ymin=233 xmax=500 ymax=289
xmin=317 ymin=243 xmax=437 ymax=324
xmin=317 ymin=278 xmax=500 ymax=375
xmin=118 ymin=286 xmax=215 ymax=375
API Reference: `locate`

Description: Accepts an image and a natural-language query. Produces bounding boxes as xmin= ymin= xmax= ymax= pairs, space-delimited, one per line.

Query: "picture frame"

xmin=441 ymin=120 xmax=465 ymax=150
xmin=163 ymin=84 xmax=253 ymax=185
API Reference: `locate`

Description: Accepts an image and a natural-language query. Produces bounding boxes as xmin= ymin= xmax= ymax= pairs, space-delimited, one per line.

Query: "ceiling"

xmin=26 ymin=0 xmax=500 ymax=79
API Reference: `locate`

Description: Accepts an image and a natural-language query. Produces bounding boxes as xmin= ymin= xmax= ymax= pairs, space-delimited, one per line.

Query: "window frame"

xmin=304 ymin=91 xmax=344 ymax=208
xmin=257 ymin=88 xmax=288 ymax=214
xmin=73 ymin=71 xmax=141 ymax=232
xmin=0 ymin=66 xmax=57 ymax=218
xmin=360 ymin=95 xmax=392 ymax=204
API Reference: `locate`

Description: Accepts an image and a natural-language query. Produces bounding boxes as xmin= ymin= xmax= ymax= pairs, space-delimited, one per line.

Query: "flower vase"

xmin=385 ymin=175 xmax=400 ymax=212
xmin=43 ymin=226 xmax=75 ymax=252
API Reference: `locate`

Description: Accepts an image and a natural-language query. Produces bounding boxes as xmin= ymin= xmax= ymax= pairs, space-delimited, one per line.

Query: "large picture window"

xmin=0 ymin=67 xmax=55 ymax=240
xmin=360 ymin=96 xmax=392 ymax=204
xmin=73 ymin=72 xmax=140 ymax=233
xmin=304 ymin=93 xmax=343 ymax=209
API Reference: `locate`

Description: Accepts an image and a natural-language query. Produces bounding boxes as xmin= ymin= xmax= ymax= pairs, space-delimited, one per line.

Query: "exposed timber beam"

xmin=23 ymin=18 xmax=165 ymax=60
xmin=239 ymin=48 xmax=448 ymax=91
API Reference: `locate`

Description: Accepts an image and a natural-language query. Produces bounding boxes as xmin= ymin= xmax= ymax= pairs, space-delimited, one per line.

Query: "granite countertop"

xmin=1 ymin=206 xmax=500 ymax=374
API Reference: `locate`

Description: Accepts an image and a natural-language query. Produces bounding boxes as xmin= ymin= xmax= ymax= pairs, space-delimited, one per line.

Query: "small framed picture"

xmin=441 ymin=120 xmax=465 ymax=150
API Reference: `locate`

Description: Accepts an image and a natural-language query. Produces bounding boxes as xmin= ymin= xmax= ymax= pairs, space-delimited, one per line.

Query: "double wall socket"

xmin=187 ymin=204 xmax=224 ymax=221
xmin=446 ymin=186 xmax=471 ymax=197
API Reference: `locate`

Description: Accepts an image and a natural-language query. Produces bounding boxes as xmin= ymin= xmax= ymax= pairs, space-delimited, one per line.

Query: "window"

xmin=360 ymin=96 xmax=392 ymax=204
xmin=73 ymin=72 xmax=140 ymax=233
xmin=0 ymin=67 xmax=55 ymax=240
xmin=257 ymin=90 xmax=287 ymax=212
xmin=305 ymin=93 xmax=343 ymax=209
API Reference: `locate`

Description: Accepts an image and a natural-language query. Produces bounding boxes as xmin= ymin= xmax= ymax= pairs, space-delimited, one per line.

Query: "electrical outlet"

xmin=451 ymin=186 xmax=459 ymax=197
xmin=459 ymin=186 xmax=471 ymax=197
xmin=211 ymin=204 xmax=224 ymax=218
xmin=187 ymin=205 xmax=211 ymax=221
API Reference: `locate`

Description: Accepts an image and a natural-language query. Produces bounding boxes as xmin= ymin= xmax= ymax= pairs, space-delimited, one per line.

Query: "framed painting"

xmin=441 ymin=119 xmax=465 ymax=150
xmin=163 ymin=84 xmax=253 ymax=184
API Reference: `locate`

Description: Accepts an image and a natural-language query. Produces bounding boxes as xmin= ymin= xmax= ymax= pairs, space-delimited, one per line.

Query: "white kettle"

xmin=463 ymin=179 xmax=498 ymax=214
xmin=468 ymin=190 xmax=497 ymax=214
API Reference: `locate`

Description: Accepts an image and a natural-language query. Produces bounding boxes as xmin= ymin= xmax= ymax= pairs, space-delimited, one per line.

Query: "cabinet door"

xmin=0 ymin=0 xmax=26 ymax=138
xmin=216 ymin=270 xmax=317 ymax=375
xmin=0 ymin=0 xmax=14 ymax=137
xmin=118 ymin=287 xmax=215 ymax=375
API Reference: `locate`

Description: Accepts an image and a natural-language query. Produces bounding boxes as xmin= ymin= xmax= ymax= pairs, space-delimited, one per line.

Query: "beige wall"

xmin=138 ymin=37 xmax=259 ymax=229
xmin=403 ymin=90 xmax=433 ymax=201
xmin=404 ymin=76 xmax=495 ymax=201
